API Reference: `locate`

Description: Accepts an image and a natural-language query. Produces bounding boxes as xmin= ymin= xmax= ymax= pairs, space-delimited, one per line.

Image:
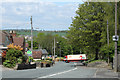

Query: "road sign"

xmin=27 ymin=50 xmax=32 ymax=56
xmin=113 ymin=35 xmax=119 ymax=42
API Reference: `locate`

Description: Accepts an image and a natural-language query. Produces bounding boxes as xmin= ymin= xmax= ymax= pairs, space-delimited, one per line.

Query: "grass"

xmin=88 ymin=59 xmax=106 ymax=64
xmin=84 ymin=59 xmax=106 ymax=64
xmin=35 ymin=60 xmax=52 ymax=63
xmin=56 ymin=57 xmax=64 ymax=59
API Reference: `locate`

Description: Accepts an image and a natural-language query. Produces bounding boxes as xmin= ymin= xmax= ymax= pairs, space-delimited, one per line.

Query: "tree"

xmin=34 ymin=32 xmax=72 ymax=57
xmin=68 ymin=2 xmax=118 ymax=60
xmin=27 ymin=41 xmax=39 ymax=50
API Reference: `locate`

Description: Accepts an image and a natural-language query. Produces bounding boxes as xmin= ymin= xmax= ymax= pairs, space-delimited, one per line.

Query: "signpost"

xmin=113 ymin=35 xmax=119 ymax=72
xmin=113 ymin=35 xmax=119 ymax=42
xmin=27 ymin=50 xmax=32 ymax=64
xmin=27 ymin=50 xmax=32 ymax=56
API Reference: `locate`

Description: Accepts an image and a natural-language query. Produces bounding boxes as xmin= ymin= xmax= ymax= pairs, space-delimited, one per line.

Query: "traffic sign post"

xmin=113 ymin=35 xmax=119 ymax=72
xmin=27 ymin=50 xmax=32 ymax=56
xmin=113 ymin=35 xmax=119 ymax=42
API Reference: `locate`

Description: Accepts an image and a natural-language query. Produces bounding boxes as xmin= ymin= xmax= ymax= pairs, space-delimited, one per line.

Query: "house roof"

xmin=32 ymin=50 xmax=42 ymax=59
xmin=32 ymin=49 xmax=48 ymax=59
xmin=13 ymin=37 xmax=25 ymax=47
xmin=42 ymin=49 xmax=48 ymax=55
xmin=0 ymin=31 xmax=12 ymax=47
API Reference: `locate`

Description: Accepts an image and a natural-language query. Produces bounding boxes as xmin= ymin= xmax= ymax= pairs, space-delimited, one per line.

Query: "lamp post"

xmin=57 ymin=41 xmax=61 ymax=62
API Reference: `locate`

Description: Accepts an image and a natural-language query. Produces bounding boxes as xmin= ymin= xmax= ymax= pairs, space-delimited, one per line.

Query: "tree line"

xmin=27 ymin=33 xmax=72 ymax=57
xmin=67 ymin=2 xmax=120 ymax=62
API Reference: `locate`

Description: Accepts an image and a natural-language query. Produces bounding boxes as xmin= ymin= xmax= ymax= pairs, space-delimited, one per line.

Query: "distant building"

xmin=41 ymin=49 xmax=48 ymax=59
xmin=32 ymin=49 xmax=48 ymax=60
xmin=24 ymin=35 xmax=31 ymax=41
xmin=0 ymin=31 xmax=12 ymax=47
xmin=13 ymin=37 xmax=25 ymax=53
xmin=0 ymin=30 xmax=26 ymax=53
xmin=9 ymin=31 xmax=25 ymax=53
xmin=0 ymin=30 xmax=26 ymax=65
xmin=32 ymin=50 xmax=42 ymax=60
xmin=0 ymin=31 xmax=12 ymax=65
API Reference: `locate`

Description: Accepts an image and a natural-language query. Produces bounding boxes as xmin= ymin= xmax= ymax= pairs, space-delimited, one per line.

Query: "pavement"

xmin=75 ymin=62 xmax=119 ymax=79
xmin=1 ymin=62 xmax=120 ymax=80
xmin=94 ymin=68 xmax=119 ymax=78
xmin=1 ymin=65 xmax=13 ymax=71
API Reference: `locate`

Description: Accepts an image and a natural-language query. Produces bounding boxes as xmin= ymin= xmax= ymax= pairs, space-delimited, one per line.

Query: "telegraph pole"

xmin=30 ymin=16 xmax=33 ymax=51
xmin=54 ymin=37 xmax=55 ymax=63
xmin=107 ymin=20 xmax=110 ymax=64
xmin=60 ymin=46 xmax=61 ymax=61
xmin=52 ymin=42 xmax=53 ymax=59
xmin=114 ymin=0 xmax=118 ymax=72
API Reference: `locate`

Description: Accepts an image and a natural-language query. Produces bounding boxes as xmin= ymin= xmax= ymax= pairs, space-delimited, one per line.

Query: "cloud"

xmin=13 ymin=4 xmax=38 ymax=15
xmin=1 ymin=0 xmax=84 ymax=3
xmin=1 ymin=1 xmax=80 ymax=30
xmin=0 ymin=5 xmax=5 ymax=15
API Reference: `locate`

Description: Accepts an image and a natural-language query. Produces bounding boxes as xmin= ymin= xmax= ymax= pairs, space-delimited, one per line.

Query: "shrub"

xmin=22 ymin=55 xmax=28 ymax=63
xmin=28 ymin=56 xmax=34 ymax=62
xmin=3 ymin=60 xmax=16 ymax=68
xmin=100 ymin=43 xmax=114 ymax=62
xmin=6 ymin=48 xmax=23 ymax=59
xmin=2 ymin=51 xmax=6 ymax=58
xmin=4 ymin=48 xmax=24 ymax=68
xmin=46 ymin=58 xmax=52 ymax=61
xmin=17 ymin=58 xmax=22 ymax=64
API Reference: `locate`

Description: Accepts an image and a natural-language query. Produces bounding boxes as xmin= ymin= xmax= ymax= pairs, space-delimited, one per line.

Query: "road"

xmin=2 ymin=62 xmax=97 ymax=79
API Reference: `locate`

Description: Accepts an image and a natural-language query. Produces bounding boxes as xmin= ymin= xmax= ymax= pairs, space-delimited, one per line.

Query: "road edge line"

xmin=93 ymin=68 xmax=98 ymax=78
xmin=37 ymin=67 xmax=77 ymax=79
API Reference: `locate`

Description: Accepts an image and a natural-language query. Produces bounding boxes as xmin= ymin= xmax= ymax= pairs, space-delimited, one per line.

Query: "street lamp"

xmin=56 ymin=41 xmax=61 ymax=62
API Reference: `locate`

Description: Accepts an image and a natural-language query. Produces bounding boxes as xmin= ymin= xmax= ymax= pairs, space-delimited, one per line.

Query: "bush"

xmin=3 ymin=60 xmax=16 ymax=68
xmin=46 ymin=58 xmax=52 ymax=61
xmin=6 ymin=48 xmax=23 ymax=59
xmin=17 ymin=58 xmax=22 ymax=64
xmin=4 ymin=48 xmax=24 ymax=68
xmin=28 ymin=56 xmax=34 ymax=62
xmin=22 ymin=55 xmax=28 ymax=63
xmin=100 ymin=43 xmax=114 ymax=62
xmin=41 ymin=60 xmax=52 ymax=64
xmin=35 ymin=60 xmax=42 ymax=62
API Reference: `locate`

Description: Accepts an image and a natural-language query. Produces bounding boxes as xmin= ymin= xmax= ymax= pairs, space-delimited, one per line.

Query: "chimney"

xmin=10 ymin=30 xmax=16 ymax=37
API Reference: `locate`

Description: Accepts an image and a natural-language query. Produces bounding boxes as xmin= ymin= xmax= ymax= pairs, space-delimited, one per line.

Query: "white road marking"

xmin=38 ymin=67 xmax=77 ymax=78
xmin=93 ymin=68 xmax=98 ymax=78
xmin=36 ymin=67 xmax=53 ymax=69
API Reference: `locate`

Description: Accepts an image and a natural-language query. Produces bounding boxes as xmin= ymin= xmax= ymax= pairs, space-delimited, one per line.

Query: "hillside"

xmin=4 ymin=29 xmax=67 ymax=36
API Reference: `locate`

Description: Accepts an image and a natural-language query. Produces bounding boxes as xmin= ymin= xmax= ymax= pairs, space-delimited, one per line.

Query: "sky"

xmin=0 ymin=0 xmax=84 ymax=31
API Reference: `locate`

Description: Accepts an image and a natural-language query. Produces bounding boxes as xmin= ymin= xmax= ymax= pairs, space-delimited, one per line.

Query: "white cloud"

xmin=0 ymin=5 xmax=5 ymax=14
xmin=1 ymin=2 xmax=80 ymax=30
xmin=1 ymin=0 xmax=84 ymax=2
xmin=13 ymin=5 xmax=35 ymax=15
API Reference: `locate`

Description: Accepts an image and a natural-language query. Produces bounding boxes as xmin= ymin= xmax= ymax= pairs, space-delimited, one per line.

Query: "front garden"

xmin=2 ymin=44 xmax=28 ymax=68
xmin=2 ymin=44 xmax=54 ymax=70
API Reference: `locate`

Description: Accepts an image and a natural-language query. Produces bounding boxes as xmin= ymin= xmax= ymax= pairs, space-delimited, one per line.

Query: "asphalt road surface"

xmin=2 ymin=62 xmax=97 ymax=79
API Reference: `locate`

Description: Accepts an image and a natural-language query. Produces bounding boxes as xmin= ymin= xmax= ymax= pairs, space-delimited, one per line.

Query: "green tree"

xmin=67 ymin=2 xmax=120 ymax=60
xmin=27 ymin=41 xmax=39 ymax=50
